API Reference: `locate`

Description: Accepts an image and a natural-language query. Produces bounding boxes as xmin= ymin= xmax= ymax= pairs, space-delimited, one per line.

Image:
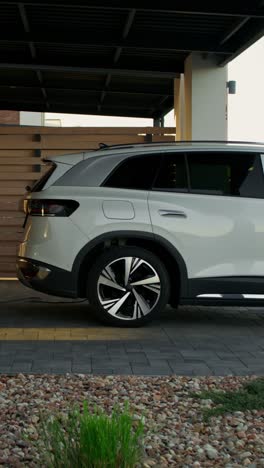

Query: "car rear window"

xmin=103 ymin=154 xmax=161 ymax=190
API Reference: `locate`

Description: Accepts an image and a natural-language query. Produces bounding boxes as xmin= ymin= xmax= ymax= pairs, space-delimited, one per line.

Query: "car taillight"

xmin=24 ymin=199 xmax=79 ymax=217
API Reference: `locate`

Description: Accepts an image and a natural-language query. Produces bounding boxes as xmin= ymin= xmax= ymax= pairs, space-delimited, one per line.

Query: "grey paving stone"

xmin=247 ymin=369 xmax=264 ymax=375
xmin=72 ymin=363 xmax=92 ymax=372
xmin=169 ymin=363 xmax=211 ymax=373
xmin=92 ymin=369 xmax=114 ymax=375
xmin=0 ymin=366 xmax=12 ymax=373
xmin=106 ymin=344 xmax=127 ymax=350
xmin=72 ymin=358 xmax=92 ymax=365
xmin=207 ymin=360 xmax=247 ymax=368
xmin=53 ymin=352 xmax=75 ymax=359
xmin=180 ymin=350 xmax=220 ymax=358
xmin=124 ymin=345 xmax=142 ymax=351
xmin=159 ymin=345 xmax=188 ymax=351
xmin=167 ymin=359 xmax=196 ymax=366
xmin=12 ymin=358 xmax=33 ymax=364
xmin=231 ymin=368 xmax=257 ymax=376
xmin=86 ymin=353 xmax=111 ymax=359
xmin=0 ymin=343 xmax=37 ymax=351
xmin=0 ymin=350 xmax=17 ymax=356
xmin=126 ymin=352 xmax=147 ymax=358
xmin=241 ymin=365 xmax=264 ymax=372
xmin=132 ymin=366 xmax=173 ymax=376
xmin=78 ymin=353 xmax=109 ymax=360
xmin=91 ymin=362 xmax=115 ymax=368
xmin=37 ymin=344 xmax=73 ymax=352
xmin=227 ymin=345 xmax=262 ymax=352
xmin=183 ymin=357 xmax=217 ymax=363
xmin=2 ymin=297 xmax=264 ymax=375
xmin=72 ymin=343 xmax=108 ymax=350
xmin=239 ymin=358 xmax=264 ymax=366
xmin=107 ymin=352 xmax=127 ymax=358
xmin=49 ymin=360 xmax=72 ymax=369
xmin=211 ymin=368 xmax=235 ymax=376
xmin=12 ymin=363 xmax=32 ymax=372
xmin=147 ymin=359 xmax=171 ymax=369
xmin=18 ymin=352 xmax=54 ymax=360
xmin=112 ymin=366 xmax=133 ymax=374
xmin=170 ymin=369 xmax=194 ymax=376
xmin=107 ymin=361 xmax=132 ymax=369
xmin=128 ymin=358 xmax=149 ymax=364
xmin=217 ymin=351 xmax=245 ymax=359
xmin=32 ymin=359 xmax=53 ymax=365
xmin=250 ymin=351 xmax=264 ymax=357
xmin=168 ymin=364 xmax=195 ymax=372
xmin=192 ymin=345 xmax=229 ymax=351
xmin=108 ymin=359 xmax=132 ymax=365
xmin=192 ymin=367 xmax=213 ymax=376
xmin=145 ymin=352 xmax=184 ymax=360
xmin=0 ymin=357 xmax=14 ymax=366
xmin=159 ymin=348 xmax=185 ymax=355
xmin=31 ymin=360 xmax=71 ymax=372
xmin=49 ymin=369 xmax=72 ymax=374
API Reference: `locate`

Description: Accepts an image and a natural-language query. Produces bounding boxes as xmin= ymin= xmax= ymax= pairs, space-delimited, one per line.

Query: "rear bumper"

xmin=16 ymin=257 xmax=78 ymax=298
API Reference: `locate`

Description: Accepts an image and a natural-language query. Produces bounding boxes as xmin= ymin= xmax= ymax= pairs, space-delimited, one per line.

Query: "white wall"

xmin=44 ymin=113 xmax=153 ymax=127
xmin=185 ymin=54 xmax=227 ymax=140
xmin=228 ymin=36 xmax=264 ymax=141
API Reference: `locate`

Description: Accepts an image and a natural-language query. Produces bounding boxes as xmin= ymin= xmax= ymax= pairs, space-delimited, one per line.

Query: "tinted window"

xmin=153 ymin=153 xmax=188 ymax=191
xmin=188 ymin=152 xmax=264 ymax=198
xmin=29 ymin=164 xmax=56 ymax=192
xmin=103 ymin=154 xmax=160 ymax=190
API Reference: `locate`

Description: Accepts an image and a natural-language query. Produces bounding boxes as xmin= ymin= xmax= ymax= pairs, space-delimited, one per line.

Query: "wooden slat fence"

xmin=0 ymin=126 xmax=176 ymax=277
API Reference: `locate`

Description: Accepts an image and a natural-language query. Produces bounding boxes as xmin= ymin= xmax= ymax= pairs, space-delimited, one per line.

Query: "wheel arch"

xmin=72 ymin=231 xmax=189 ymax=301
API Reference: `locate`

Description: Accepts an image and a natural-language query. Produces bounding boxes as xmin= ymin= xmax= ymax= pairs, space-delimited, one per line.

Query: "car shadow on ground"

xmin=1 ymin=281 xmax=264 ymax=332
xmin=1 ymin=301 xmax=264 ymax=333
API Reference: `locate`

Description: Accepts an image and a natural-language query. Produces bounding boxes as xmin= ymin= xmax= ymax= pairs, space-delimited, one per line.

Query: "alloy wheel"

xmin=97 ymin=256 xmax=161 ymax=320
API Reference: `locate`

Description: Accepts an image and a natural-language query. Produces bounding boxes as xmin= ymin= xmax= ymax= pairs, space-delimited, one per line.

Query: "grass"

xmin=192 ymin=378 xmax=264 ymax=421
xmin=38 ymin=402 xmax=145 ymax=468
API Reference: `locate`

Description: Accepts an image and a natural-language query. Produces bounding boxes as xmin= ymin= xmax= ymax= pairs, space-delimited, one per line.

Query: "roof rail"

xmin=97 ymin=140 xmax=264 ymax=150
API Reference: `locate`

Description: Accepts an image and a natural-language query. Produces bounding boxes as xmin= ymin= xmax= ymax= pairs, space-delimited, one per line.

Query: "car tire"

xmin=86 ymin=246 xmax=170 ymax=327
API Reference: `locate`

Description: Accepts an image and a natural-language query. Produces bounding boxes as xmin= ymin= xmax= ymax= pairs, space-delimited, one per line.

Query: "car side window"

xmin=187 ymin=152 xmax=264 ymax=198
xmin=103 ymin=154 xmax=161 ymax=190
xmin=152 ymin=153 xmax=188 ymax=191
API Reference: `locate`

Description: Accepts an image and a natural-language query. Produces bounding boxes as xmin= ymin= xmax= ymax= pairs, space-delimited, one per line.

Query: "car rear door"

xmin=148 ymin=150 xmax=264 ymax=290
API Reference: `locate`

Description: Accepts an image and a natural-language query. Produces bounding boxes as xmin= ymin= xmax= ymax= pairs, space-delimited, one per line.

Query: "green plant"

xmin=38 ymin=401 xmax=145 ymax=468
xmin=192 ymin=378 xmax=264 ymax=421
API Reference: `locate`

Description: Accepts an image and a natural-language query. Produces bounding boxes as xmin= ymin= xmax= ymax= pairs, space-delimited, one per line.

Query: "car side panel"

xmin=69 ymin=187 xmax=152 ymax=240
xmin=148 ymin=190 xmax=264 ymax=279
xmin=18 ymin=216 xmax=89 ymax=272
xmin=20 ymin=186 xmax=152 ymax=271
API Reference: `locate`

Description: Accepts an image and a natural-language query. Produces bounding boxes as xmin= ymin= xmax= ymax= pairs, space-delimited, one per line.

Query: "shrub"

xmin=192 ymin=378 xmax=264 ymax=421
xmin=38 ymin=402 xmax=145 ymax=468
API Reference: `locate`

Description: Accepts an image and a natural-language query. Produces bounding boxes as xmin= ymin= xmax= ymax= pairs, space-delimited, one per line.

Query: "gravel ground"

xmin=0 ymin=375 xmax=264 ymax=467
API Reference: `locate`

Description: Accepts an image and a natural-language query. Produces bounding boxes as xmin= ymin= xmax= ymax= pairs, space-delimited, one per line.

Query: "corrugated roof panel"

xmin=26 ymin=5 xmax=127 ymax=34
xmin=0 ymin=2 xmax=263 ymax=117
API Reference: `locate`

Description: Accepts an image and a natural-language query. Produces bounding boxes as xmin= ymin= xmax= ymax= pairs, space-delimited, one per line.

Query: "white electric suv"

xmin=17 ymin=141 xmax=264 ymax=327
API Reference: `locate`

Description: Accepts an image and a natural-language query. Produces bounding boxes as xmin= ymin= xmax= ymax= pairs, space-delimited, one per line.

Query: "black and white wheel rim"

xmin=97 ymin=256 xmax=161 ymax=321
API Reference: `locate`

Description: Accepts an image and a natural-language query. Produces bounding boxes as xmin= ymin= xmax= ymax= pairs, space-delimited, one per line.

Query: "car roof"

xmin=84 ymin=141 xmax=264 ymax=160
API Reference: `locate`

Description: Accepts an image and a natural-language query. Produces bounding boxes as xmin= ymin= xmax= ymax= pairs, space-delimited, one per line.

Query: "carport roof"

xmin=0 ymin=1 xmax=264 ymax=118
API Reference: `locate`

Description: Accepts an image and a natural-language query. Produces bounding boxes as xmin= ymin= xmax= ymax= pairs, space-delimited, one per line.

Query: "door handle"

xmin=158 ymin=210 xmax=187 ymax=218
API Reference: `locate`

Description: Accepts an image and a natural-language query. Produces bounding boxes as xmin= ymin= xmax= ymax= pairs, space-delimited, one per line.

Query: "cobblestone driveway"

xmin=1 ymin=281 xmax=264 ymax=375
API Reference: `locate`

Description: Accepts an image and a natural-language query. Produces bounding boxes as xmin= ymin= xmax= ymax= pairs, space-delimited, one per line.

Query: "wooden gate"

xmin=0 ymin=126 xmax=175 ymax=278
